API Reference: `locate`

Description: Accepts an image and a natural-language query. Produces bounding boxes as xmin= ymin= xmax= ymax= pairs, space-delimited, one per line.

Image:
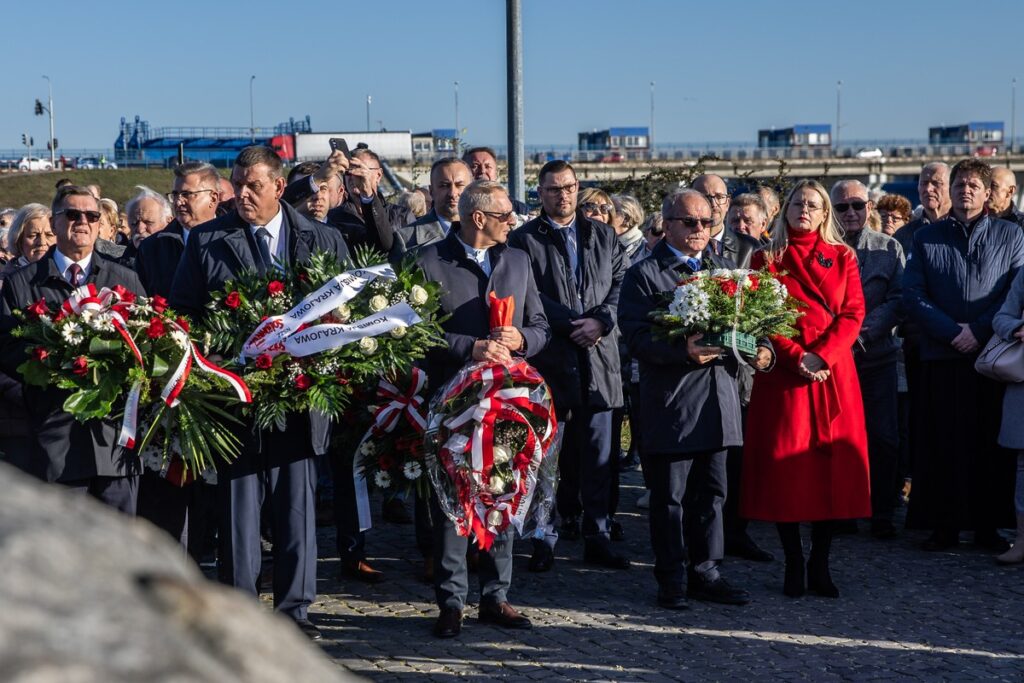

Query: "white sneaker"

xmin=636 ymin=490 xmax=651 ymax=509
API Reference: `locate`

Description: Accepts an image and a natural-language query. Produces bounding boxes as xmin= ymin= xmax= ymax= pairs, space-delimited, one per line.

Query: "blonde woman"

xmin=578 ymin=187 xmax=617 ymax=227
xmin=740 ymin=180 xmax=870 ymax=599
xmin=1 ymin=204 xmax=54 ymax=283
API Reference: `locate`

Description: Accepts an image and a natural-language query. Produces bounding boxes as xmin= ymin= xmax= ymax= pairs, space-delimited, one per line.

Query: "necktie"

xmin=67 ymin=263 xmax=83 ymax=287
xmin=255 ymin=227 xmax=273 ymax=271
xmin=712 ymin=239 xmax=723 ymax=257
xmin=686 ymin=257 xmax=701 ymax=272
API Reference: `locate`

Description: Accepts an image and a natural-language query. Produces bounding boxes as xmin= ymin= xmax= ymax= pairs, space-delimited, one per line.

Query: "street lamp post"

xmin=506 ymin=0 xmax=524 ymax=203
xmin=650 ymin=80 xmax=656 ymax=160
xmin=42 ymin=76 xmax=55 ymax=168
xmin=1012 ymin=77 xmax=1017 ymax=154
xmin=835 ymin=80 xmax=842 ymax=153
xmin=249 ymin=75 xmax=256 ymax=142
xmin=366 ymin=94 xmax=371 ymax=131
xmin=454 ymin=81 xmax=460 ymax=155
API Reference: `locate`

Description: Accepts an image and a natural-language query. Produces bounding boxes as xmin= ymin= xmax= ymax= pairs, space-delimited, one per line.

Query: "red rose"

xmin=747 ymin=275 xmax=760 ymax=292
xmin=146 ymin=317 xmax=166 ymax=339
xmin=149 ymin=294 xmax=168 ymax=312
xmin=335 ymin=371 xmax=350 ymax=386
xmin=255 ymin=354 xmax=273 ymax=370
xmin=293 ymin=374 xmax=312 ymax=391
xmin=32 ymin=347 xmax=49 ymax=361
xmin=224 ymin=291 xmax=241 ymax=309
xmin=298 ymin=272 xmax=309 ymax=282
xmin=52 ymin=310 xmax=66 ymax=323
xmin=378 ymin=453 xmax=395 ymax=471
xmin=719 ymin=280 xmax=738 ymax=297
xmin=267 ymin=280 xmax=285 ymax=296
xmin=71 ymin=356 xmax=89 ymax=376
xmin=176 ymin=317 xmax=190 ymax=332
xmin=26 ymin=298 xmax=49 ymax=319
xmin=513 ymin=452 xmax=531 ymax=468
xmin=112 ymin=285 xmax=137 ymax=304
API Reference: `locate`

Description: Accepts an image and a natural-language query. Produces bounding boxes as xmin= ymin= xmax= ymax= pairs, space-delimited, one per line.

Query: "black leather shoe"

xmin=806 ymin=559 xmax=839 ymax=598
xmin=609 ymin=518 xmax=625 ymax=542
xmin=870 ymin=519 xmax=898 ymax=540
xmin=433 ymin=607 xmax=463 ymax=638
xmin=687 ymin=576 xmax=750 ymax=605
xmin=921 ymin=530 xmax=959 ymax=552
xmin=975 ymin=530 xmax=1011 ymax=553
xmin=478 ymin=601 xmax=532 ymax=629
xmin=656 ymin=586 xmax=689 ymax=610
xmin=294 ymin=618 xmax=323 ymax=641
xmin=528 ymin=544 xmax=555 ymax=572
xmin=382 ymin=498 xmax=413 ymax=524
xmin=583 ymin=542 xmax=630 ymax=569
xmin=560 ymin=516 xmax=581 ymax=541
xmin=725 ymin=534 xmax=775 ymax=562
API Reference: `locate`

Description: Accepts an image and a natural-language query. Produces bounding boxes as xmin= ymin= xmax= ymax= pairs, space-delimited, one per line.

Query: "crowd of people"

xmin=1 ymin=145 xmax=1023 ymax=642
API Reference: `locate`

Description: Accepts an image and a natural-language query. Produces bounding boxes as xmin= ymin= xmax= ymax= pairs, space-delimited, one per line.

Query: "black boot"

xmin=807 ymin=521 xmax=839 ymax=598
xmin=776 ymin=522 xmax=805 ymax=598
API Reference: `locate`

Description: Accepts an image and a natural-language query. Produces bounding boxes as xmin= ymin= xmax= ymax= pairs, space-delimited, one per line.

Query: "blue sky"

xmin=3 ymin=0 xmax=1022 ymax=151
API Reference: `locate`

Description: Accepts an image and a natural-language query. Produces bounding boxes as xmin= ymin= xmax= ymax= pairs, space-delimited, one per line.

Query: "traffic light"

xmin=21 ymin=133 xmax=26 ymax=146
xmin=30 ymin=137 xmax=34 ymax=147
xmin=34 ymin=99 xmax=44 ymax=116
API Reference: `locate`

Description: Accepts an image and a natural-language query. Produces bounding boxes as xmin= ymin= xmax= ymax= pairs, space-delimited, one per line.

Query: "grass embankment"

xmin=0 ymin=170 xmax=184 ymax=209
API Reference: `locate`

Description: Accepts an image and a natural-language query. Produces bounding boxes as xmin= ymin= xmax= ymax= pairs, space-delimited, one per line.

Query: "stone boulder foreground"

xmin=0 ymin=462 xmax=353 ymax=682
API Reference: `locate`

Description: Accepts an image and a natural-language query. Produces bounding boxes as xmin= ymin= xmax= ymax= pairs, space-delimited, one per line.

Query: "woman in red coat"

xmin=741 ymin=179 xmax=870 ymax=599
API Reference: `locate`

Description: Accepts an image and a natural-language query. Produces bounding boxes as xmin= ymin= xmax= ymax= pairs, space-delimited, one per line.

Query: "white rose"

xmin=489 ymin=474 xmax=507 ymax=495
xmin=374 ymin=471 xmax=392 ymax=489
xmin=359 ymin=337 xmax=378 ymax=354
xmin=486 ymin=508 xmax=504 ymax=528
xmin=368 ymin=295 xmax=389 ymax=312
xmin=410 ymin=285 xmax=429 ymax=306
xmin=492 ymin=444 xmax=512 ymax=466
xmin=334 ymin=303 xmax=351 ymax=322
xmin=390 ymin=324 xmax=407 ymax=339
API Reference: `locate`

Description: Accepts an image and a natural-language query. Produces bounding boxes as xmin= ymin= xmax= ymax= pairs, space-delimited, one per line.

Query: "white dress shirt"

xmin=456 ymin=234 xmax=492 ymax=277
xmin=248 ymin=208 xmax=285 ymax=261
xmin=52 ymin=248 xmax=94 ymax=284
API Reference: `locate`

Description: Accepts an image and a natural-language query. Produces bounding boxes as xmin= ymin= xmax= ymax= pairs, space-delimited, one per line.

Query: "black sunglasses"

xmin=664 ymin=215 xmax=713 ymax=230
xmin=56 ymin=208 xmax=101 ymax=224
xmin=833 ymin=201 xmax=867 ymax=213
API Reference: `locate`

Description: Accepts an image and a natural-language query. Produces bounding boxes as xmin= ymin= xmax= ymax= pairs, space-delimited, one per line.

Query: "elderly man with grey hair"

xmin=831 ymin=179 xmax=905 ymax=539
xmin=125 ymin=186 xmax=173 ymax=259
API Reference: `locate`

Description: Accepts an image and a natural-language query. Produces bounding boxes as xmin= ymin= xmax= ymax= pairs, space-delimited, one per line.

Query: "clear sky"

xmin=3 ymin=0 xmax=1022 ymax=151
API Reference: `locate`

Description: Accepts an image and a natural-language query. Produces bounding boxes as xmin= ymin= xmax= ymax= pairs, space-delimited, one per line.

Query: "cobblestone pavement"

xmin=296 ymin=469 xmax=1024 ymax=681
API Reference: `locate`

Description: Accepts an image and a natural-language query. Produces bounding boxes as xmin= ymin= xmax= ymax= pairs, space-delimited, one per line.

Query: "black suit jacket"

xmin=0 ymin=249 xmax=147 ymax=482
xmin=135 ymin=219 xmax=187 ymax=298
xmin=168 ymin=201 xmax=350 ymax=462
xmin=507 ymin=211 xmax=625 ymax=416
xmin=618 ymin=240 xmax=772 ymax=455
xmin=415 ymin=229 xmax=550 ymax=392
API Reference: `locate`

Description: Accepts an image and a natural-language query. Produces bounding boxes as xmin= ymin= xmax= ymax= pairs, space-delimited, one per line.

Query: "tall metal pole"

xmin=249 ymin=75 xmax=256 ymax=142
xmin=506 ymin=0 xmax=525 ymax=203
xmin=649 ymin=80 xmax=655 ymax=160
xmin=42 ymin=75 xmax=55 ymax=168
xmin=366 ymin=95 xmax=371 ymax=131
xmin=454 ymin=81 xmax=460 ymax=155
xmin=1012 ymin=77 xmax=1017 ymax=154
xmin=835 ymin=80 xmax=842 ymax=152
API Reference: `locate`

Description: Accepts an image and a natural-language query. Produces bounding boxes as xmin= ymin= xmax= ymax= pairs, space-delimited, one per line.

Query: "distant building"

xmin=928 ymin=121 xmax=1004 ymax=148
xmin=412 ymin=128 xmax=458 ymax=160
xmin=758 ymin=124 xmax=832 ymax=148
xmin=577 ymin=127 xmax=650 ymax=152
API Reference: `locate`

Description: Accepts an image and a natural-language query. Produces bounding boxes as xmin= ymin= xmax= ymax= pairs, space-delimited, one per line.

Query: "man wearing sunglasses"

xmin=619 ymin=189 xmax=771 ymax=609
xmin=0 ymin=185 xmax=146 ymax=514
xmin=831 ymin=180 xmax=905 ymax=539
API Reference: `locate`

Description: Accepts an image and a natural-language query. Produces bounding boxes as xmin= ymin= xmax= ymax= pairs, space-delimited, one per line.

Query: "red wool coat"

xmin=740 ymin=229 xmax=871 ymax=522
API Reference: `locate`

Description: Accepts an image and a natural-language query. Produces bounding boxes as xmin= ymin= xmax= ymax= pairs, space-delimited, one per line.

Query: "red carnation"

xmin=293 ymin=374 xmax=312 ymax=391
xmin=255 ymin=354 xmax=273 ymax=370
xmin=267 ymin=280 xmax=285 ymax=296
xmin=719 ymin=280 xmax=738 ymax=297
xmin=32 ymin=347 xmax=49 ymax=362
xmin=176 ymin=317 xmax=190 ymax=332
xmin=112 ymin=285 xmax=137 ymax=304
xmin=747 ymin=275 xmax=760 ymax=292
xmin=71 ymin=356 xmax=89 ymax=376
xmin=149 ymin=294 xmax=168 ymax=312
xmin=224 ymin=291 xmax=241 ymax=309
xmin=26 ymin=298 xmax=49 ymax=319
xmin=146 ymin=317 xmax=167 ymax=339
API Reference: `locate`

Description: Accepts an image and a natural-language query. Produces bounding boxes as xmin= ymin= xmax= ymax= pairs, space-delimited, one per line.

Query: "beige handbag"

xmin=974 ymin=334 xmax=1024 ymax=383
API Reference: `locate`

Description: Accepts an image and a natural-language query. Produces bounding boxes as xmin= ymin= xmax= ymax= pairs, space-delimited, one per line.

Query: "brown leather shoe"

xmin=478 ymin=601 xmax=532 ymax=629
xmin=341 ymin=559 xmax=383 ymax=583
xmin=433 ymin=607 xmax=463 ymax=638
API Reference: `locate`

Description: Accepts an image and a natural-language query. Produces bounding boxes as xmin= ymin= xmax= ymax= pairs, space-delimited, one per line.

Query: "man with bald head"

xmin=831 ymin=179 xmax=905 ymax=538
xmin=989 ymin=167 xmax=1024 ymax=228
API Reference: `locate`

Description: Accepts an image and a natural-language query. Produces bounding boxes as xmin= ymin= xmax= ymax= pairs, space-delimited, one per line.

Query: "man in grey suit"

xmin=397 ymin=158 xmax=473 ymax=252
xmin=416 ymin=180 xmax=550 ymax=638
xmin=618 ymin=189 xmax=773 ymax=609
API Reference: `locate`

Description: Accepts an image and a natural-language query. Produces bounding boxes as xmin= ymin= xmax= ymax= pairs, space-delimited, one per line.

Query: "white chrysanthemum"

xmin=390 ymin=324 xmax=407 ymax=339
xmin=409 ymin=285 xmax=429 ymax=306
xmin=492 ymin=444 xmax=512 ymax=466
xmin=359 ymin=336 xmax=378 ymax=354
xmin=169 ymin=328 xmax=189 ymax=345
xmin=60 ymin=322 xmax=84 ymax=345
xmin=403 ymin=460 xmax=423 ymax=480
xmin=374 ymin=471 xmax=392 ymax=489
xmin=768 ymin=278 xmax=788 ymax=301
xmin=667 ymin=283 xmax=712 ymax=328
xmin=368 ymin=295 xmax=389 ymax=312
xmin=334 ymin=303 xmax=352 ymax=322
xmin=142 ymin=447 xmax=163 ymax=472
xmin=359 ymin=440 xmax=377 ymax=457
xmin=711 ymin=268 xmax=732 ymax=278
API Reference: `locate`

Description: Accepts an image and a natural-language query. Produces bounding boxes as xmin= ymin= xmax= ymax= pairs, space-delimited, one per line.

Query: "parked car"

xmin=17 ymin=156 xmax=53 ymax=171
xmin=855 ymin=147 xmax=884 ymax=160
xmin=974 ymin=146 xmax=999 ymax=158
xmin=75 ymin=157 xmax=118 ymax=170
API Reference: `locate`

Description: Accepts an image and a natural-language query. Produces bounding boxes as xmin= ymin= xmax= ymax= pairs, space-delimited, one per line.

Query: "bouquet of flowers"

xmin=12 ymin=284 xmax=251 ymax=482
xmin=424 ymin=293 xmax=560 ymax=551
xmin=651 ymin=267 xmax=802 ymax=355
xmin=198 ymin=247 xmax=445 ymax=431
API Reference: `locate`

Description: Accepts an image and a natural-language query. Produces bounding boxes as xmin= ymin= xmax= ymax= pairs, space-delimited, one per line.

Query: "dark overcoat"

xmin=135 ymin=218 xmax=187 ymax=298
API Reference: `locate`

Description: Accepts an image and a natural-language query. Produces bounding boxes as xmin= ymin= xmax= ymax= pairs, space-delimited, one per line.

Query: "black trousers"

xmin=857 ymin=361 xmax=900 ymax=522
xmin=330 ymin=447 xmax=366 ymax=562
xmin=645 ymin=449 xmax=726 ymax=588
xmin=138 ymin=470 xmax=189 ymax=546
xmin=723 ymin=407 xmax=749 ymax=539
xmin=63 ymin=475 xmax=138 ymax=515
xmin=554 ymin=407 xmax=614 ymax=542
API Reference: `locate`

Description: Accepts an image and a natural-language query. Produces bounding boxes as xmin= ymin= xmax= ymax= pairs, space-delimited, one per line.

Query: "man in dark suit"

xmin=0 ymin=185 xmax=146 ymax=513
xmin=170 ymin=146 xmax=349 ymax=641
xmin=134 ymin=161 xmax=222 ymax=549
xmin=462 ymin=146 xmax=530 ymax=216
xmin=416 ymin=180 xmax=550 ymax=638
xmin=692 ymin=174 xmax=753 ymax=266
xmin=618 ymin=189 xmax=773 ymax=609
xmin=508 ymin=160 xmax=628 ymax=572
xmin=396 ymin=158 xmax=473 ymax=252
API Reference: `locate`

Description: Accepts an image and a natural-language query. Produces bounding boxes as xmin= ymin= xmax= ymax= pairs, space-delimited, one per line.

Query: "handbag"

xmin=974 ymin=334 xmax=1024 ymax=383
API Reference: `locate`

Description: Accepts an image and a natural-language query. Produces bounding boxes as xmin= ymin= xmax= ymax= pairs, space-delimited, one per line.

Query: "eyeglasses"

xmin=478 ymin=209 xmax=515 ymax=221
xmin=541 ymin=183 xmax=577 ymax=195
xmin=167 ymin=189 xmax=215 ymax=202
xmin=55 ymin=208 xmax=101 ymax=224
xmin=703 ymin=193 xmax=730 ymax=205
xmin=879 ymin=211 xmax=908 ymax=223
xmin=833 ymin=200 xmax=867 ymax=213
xmin=790 ymin=202 xmax=823 ymax=213
xmin=581 ymin=202 xmax=613 ymax=214
xmin=664 ymin=215 xmax=714 ymax=230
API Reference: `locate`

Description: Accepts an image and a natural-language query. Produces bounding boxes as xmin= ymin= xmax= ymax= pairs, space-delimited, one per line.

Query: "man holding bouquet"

xmin=618 ymin=189 xmax=773 ymax=609
xmin=416 ymin=180 xmax=550 ymax=638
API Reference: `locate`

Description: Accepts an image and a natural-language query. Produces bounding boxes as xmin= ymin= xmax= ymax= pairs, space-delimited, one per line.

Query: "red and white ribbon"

xmin=372 ymin=366 xmax=428 ymax=434
xmin=161 ymin=322 xmax=252 ymax=408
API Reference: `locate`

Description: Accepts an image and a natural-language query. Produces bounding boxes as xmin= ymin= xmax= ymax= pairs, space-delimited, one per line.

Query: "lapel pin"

xmin=816 ymin=251 xmax=833 ymax=268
